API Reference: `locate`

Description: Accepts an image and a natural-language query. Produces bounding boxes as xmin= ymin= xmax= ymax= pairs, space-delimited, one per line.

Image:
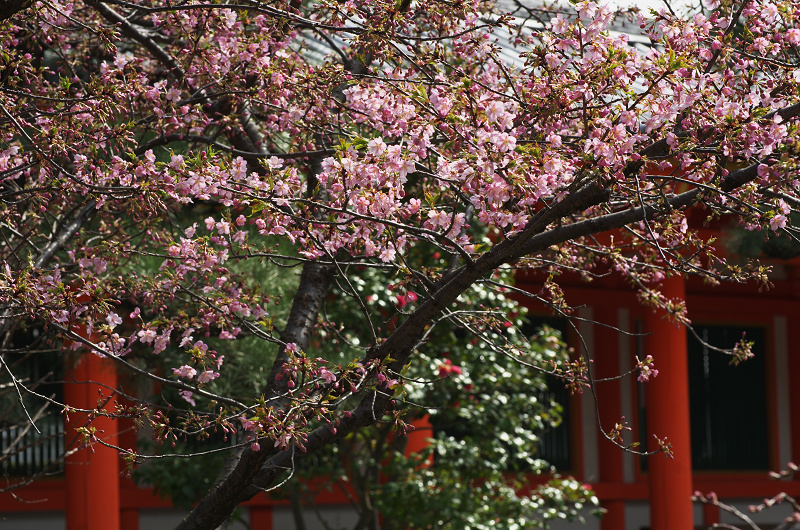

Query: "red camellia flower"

xmin=396 ymin=294 xmax=407 ymax=308
xmin=437 ymin=359 xmax=463 ymax=378
xmin=396 ymin=292 xmax=418 ymax=308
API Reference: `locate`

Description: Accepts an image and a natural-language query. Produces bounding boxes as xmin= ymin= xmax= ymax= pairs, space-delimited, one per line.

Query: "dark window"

xmin=688 ymin=325 xmax=768 ymax=471
xmin=536 ymin=373 xmax=571 ymax=470
xmin=0 ymin=414 xmax=64 ymax=476
xmin=0 ymin=330 xmax=65 ymax=476
xmin=523 ymin=317 xmax=572 ymax=471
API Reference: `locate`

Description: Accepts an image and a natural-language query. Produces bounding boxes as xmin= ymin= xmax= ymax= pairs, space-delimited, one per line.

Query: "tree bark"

xmin=176 ymin=260 xmax=334 ymax=530
xmin=0 ymin=0 xmax=29 ymax=21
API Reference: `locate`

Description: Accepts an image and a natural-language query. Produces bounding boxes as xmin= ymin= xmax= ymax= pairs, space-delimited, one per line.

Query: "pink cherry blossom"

xmin=173 ymin=365 xmax=197 ymax=379
xmin=106 ymin=312 xmax=123 ymax=328
xmin=137 ymin=328 xmax=157 ymax=344
xmin=770 ymin=214 xmax=788 ymax=231
xmin=197 ymin=370 xmax=220 ymax=384
xmin=179 ymin=391 xmax=196 ymax=407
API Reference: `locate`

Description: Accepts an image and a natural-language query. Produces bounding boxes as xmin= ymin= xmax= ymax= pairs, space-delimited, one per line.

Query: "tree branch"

xmin=0 ymin=0 xmax=29 ymax=21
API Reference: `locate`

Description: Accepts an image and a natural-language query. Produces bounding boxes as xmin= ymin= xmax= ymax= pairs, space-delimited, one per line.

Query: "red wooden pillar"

xmin=404 ymin=415 xmax=432 ymax=458
xmin=64 ymin=352 xmax=121 ymax=530
xmin=786 ymin=268 xmax=800 ymax=475
xmin=644 ymin=275 xmax=694 ymax=530
xmin=250 ymin=506 xmax=274 ymax=529
xmin=703 ymin=502 xmax=720 ymax=527
xmin=593 ymin=311 xmax=625 ymax=530
xmin=120 ymin=508 xmax=139 ymax=530
xmin=118 ymin=382 xmax=140 ymax=530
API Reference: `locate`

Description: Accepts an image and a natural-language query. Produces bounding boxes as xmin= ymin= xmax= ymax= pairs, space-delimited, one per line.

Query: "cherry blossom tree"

xmin=1 ymin=0 xmax=800 ymax=527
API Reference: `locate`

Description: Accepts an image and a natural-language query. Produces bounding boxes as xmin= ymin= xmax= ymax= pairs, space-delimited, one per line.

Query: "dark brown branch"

xmin=91 ymin=1 xmax=184 ymax=82
xmin=175 ymin=260 xmax=334 ymax=530
xmin=133 ymin=132 xmax=334 ymax=160
xmin=0 ymin=0 xmax=29 ymax=21
xmin=239 ymin=160 xmax=780 ymax=503
xmin=0 ymin=201 xmax=95 ymax=341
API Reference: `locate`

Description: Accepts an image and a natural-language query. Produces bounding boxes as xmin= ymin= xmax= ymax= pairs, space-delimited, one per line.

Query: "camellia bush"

xmin=272 ymin=263 xmax=597 ymax=529
xmin=1 ymin=0 xmax=800 ymax=527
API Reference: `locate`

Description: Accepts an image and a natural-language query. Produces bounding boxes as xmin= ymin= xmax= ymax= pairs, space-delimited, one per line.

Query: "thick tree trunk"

xmin=176 ymin=260 xmax=334 ymax=530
